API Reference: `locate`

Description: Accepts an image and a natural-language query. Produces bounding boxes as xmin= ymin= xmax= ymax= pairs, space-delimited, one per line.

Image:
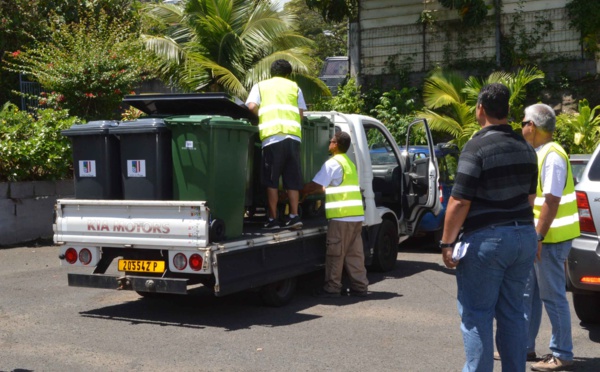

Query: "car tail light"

xmin=65 ymin=247 xmax=78 ymax=264
xmin=580 ymin=276 xmax=600 ymax=285
xmin=189 ymin=254 xmax=203 ymax=271
xmin=173 ymin=253 xmax=187 ymax=270
xmin=78 ymin=248 xmax=92 ymax=265
xmin=576 ymin=191 xmax=597 ymax=234
xmin=439 ymin=184 xmax=443 ymax=204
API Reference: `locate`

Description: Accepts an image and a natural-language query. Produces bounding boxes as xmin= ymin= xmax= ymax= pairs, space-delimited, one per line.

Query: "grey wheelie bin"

xmin=109 ymin=118 xmax=172 ymax=200
xmin=61 ymin=120 xmax=122 ymax=199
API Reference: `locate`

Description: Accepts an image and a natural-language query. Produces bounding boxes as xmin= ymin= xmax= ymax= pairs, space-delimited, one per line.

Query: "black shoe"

xmin=348 ymin=288 xmax=368 ymax=297
xmin=312 ymin=288 xmax=341 ymax=298
xmin=263 ymin=219 xmax=280 ymax=230
xmin=285 ymin=215 xmax=303 ymax=229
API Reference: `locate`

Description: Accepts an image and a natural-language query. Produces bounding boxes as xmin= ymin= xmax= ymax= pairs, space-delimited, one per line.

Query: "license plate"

xmin=118 ymin=259 xmax=165 ymax=273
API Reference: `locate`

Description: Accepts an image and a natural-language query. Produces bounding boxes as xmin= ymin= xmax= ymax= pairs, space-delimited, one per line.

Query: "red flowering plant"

xmin=3 ymin=8 xmax=156 ymax=121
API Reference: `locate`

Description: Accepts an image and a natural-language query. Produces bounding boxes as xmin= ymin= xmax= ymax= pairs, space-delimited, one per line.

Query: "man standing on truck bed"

xmin=302 ymin=131 xmax=369 ymax=298
xmin=246 ymin=59 xmax=307 ymax=230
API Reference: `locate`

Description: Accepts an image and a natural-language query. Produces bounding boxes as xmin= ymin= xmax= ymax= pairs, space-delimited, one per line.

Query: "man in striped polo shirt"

xmin=440 ymin=83 xmax=539 ymax=371
xmin=521 ymin=103 xmax=580 ymax=372
xmin=302 ymin=131 xmax=369 ymax=298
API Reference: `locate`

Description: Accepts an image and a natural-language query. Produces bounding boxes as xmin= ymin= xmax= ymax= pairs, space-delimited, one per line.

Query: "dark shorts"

xmin=261 ymin=139 xmax=303 ymax=190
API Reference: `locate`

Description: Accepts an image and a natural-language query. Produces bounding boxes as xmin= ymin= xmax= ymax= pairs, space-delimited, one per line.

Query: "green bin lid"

xmin=61 ymin=120 xmax=119 ymax=137
xmin=165 ymin=115 xmax=257 ymax=132
xmin=109 ymin=118 xmax=169 ymax=134
xmin=123 ymin=93 xmax=258 ymax=124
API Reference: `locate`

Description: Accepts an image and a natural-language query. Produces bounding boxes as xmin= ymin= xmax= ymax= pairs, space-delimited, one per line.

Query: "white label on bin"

xmin=185 ymin=140 xmax=194 ymax=150
xmin=79 ymin=160 xmax=96 ymax=177
xmin=127 ymin=160 xmax=146 ymax=177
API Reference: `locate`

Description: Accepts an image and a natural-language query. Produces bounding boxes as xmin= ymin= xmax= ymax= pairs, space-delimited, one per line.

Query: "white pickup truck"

xmin=55 ymin=109 xmax=440 ymax=306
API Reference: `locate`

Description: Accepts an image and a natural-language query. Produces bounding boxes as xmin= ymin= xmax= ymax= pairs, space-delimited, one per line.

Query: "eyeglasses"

xmin=521 ymin=120 xmax=533 ymax=128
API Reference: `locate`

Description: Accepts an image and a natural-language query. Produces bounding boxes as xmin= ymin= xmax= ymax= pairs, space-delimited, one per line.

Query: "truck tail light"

xmin=576 ymin=191 xmax=597 ymax=234
xmin=78 ymin=248 xmax=92 ymax=265
xmin=65 ymin=247 xmax=78 ymax=264
xmin=173 ymin=253 xmax=187 ymax=270
xmin=189 ymin=254 xmax=203 ymax=271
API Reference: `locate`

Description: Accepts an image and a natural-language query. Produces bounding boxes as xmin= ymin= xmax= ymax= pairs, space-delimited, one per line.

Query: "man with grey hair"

xmin=521 ymin=103 xmax=580 ymax=371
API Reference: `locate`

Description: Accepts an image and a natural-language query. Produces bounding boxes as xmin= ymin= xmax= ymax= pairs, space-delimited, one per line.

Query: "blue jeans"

xmin=525 ymin=240 xmax=574 ymax=361
xmin=456 ymin=224 xmax=537 ymax=372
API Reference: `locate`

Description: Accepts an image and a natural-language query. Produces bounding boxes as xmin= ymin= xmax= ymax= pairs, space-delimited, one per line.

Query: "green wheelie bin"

xmin=299 ymin=115 xmax=334 ymax=217
xmin=165 ymin=115 xmax=258 ymax=241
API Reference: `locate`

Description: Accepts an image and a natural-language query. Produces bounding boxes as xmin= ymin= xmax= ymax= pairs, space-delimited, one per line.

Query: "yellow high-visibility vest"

xmin=257 ymin=77 xmax=301 ymax=141
xmin=533 ymin=142 xmax=580 ymax=243
xmin=325 ymin=154 xmax=364 ymax=219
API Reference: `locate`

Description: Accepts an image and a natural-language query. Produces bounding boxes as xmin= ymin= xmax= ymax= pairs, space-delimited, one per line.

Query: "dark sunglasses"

xmin=521 ymin=120 xmax=533 ymax=128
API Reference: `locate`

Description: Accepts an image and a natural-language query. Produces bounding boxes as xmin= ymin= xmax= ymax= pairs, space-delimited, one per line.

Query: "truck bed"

xmin=56 ymin=199 xmax=329 ymax=298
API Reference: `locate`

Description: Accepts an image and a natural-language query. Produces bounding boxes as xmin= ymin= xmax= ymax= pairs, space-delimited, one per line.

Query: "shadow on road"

xmin=79 ymin=270 xmax=402 ymax=331
xmin=78 ymin=238 xmax=449 ymax=331
xmin=580 ymin=321 xmax=600 ymax=344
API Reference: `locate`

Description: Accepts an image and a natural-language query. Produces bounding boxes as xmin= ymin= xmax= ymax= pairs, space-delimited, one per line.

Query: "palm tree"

xmin=141 ymin=0 xmax=329 ymax=101
xmin=417 ymin=67 xmax=544 ymax=148
xmin=557 ymin=99 xmax=600 ymax=154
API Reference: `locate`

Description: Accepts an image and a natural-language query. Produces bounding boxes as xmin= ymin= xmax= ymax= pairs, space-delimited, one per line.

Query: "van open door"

xmin=400 ymin=118 xmax=441 ymax=236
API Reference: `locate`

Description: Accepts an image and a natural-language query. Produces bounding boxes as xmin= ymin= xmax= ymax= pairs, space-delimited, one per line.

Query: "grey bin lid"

xmin=61 ymin=120 xmax=119 ymax=136
xmin=109 ymin=118 xmax=168 ymax=134
xmin=123 ymin=93 xmax=258 ymax=125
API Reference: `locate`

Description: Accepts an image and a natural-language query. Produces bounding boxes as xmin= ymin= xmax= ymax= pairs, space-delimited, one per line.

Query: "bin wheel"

xmin=210 ymin=219 xmax=226 ymax=242
xmin=246 ymin=206 xmax=257 ymax=218
xmin=303 ymin=200 xmax=323 ymax=218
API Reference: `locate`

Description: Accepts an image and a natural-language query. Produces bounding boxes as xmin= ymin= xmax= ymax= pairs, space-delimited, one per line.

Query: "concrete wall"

xmin=354 ymin=0 xmax=596 ymax=89
xmin=0 ymin=180 xmax=74 ymax=246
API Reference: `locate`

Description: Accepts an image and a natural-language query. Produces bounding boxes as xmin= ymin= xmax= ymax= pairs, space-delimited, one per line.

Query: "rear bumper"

xmin=68 ymin=273 xmax=189 ymax=295
xmin=567 ymin=235 xmax=600 ymax=294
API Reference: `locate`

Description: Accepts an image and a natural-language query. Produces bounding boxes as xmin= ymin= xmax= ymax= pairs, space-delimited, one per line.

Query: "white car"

xmin=567 ymin=145 xmax=600 ymax=323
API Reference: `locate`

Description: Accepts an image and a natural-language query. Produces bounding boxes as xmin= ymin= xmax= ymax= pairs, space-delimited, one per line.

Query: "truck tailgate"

xmin=54 ymin=199 xmax=210 ymax=248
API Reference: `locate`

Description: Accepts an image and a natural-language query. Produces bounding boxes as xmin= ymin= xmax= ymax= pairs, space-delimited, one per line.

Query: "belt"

xmin=492 ymin=220 xmax=534 ymax=227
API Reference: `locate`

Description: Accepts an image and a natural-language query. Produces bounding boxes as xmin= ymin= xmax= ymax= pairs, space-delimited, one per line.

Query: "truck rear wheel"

xmin=369 ymin=219 xmax=398 ymax=272
xmin=260 ymin=277 xmax=297 ymax=307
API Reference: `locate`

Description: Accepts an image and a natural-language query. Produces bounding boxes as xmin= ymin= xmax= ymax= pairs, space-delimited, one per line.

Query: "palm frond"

xmin=422 ymin=69 xmax=466 ymax=109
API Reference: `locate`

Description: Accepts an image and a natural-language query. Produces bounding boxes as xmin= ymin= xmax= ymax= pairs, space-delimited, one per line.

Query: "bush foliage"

xmin=3 ymin=8 xmax=153 ymax=121
xmin=0 ymin=102 xmax=78 ymax=182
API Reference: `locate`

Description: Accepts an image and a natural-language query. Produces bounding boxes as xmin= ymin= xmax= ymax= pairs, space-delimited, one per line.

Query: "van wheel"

xmin=573 ymin=292 xmax=600 ymax=324
xmin=369 ymin=219 xmax=398 ymax=272
xmin=260 ymin=277 xmax=297 ymax=307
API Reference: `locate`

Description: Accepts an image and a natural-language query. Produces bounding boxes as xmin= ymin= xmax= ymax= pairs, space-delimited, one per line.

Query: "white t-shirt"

xmin=246 ymin=83 xmax=307 ymax=147
xmin=313 ymin=157 xmax=364 ymax=222
xmin=537 ymin=146 xmax=568 ymax=197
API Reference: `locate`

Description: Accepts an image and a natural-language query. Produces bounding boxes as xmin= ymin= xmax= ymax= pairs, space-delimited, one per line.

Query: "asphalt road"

xmin=0 ymin=239 xmax=598 ymax=372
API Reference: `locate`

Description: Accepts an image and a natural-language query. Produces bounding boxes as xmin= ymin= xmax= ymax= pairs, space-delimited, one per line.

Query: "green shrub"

xmin=370 ymin=88 xmax=426 ymax=145
xmin=3 ymin=7 xmax=153 ymax=121
xmin=0 ymin=102 xmax=78 ymax=182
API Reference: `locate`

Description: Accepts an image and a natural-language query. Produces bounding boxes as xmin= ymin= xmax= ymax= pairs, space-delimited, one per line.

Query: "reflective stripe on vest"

xmin=533 ymin=142 xmax=580 ymax=243
xmin=325 ymin=154 xmax=365 ymax=219
xmin=257 ymin=77 xmax=301 ymax=141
